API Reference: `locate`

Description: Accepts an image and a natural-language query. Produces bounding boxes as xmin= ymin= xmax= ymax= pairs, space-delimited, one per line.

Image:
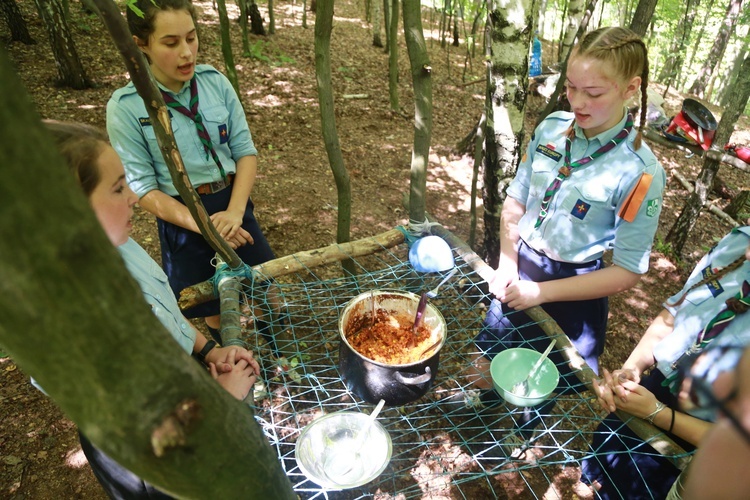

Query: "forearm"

xmin=651 ymin=406 xmax=711 ymax=446
xmin=498 ymin=197 xmax=525 ymax=270
xmin=227 ymin=155 xmax=256 ymax=215
xmin=539 ymin=264 xmax=641 ymax=303
xmin=622 ymin=309 xmax=675 ymax=375
xmin=138 ymin=190 xmax=200 ymax=232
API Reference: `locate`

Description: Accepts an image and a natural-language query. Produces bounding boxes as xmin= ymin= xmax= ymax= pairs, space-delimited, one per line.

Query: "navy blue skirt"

xmin=475 ymin=239 xmax=608 ymax=393
xmin=157 ymin=187 xmax=276 ymax=319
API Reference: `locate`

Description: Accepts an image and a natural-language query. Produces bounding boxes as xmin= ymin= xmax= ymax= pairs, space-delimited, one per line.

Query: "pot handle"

xmin=394 ymin=366 xmax=432 ymax=385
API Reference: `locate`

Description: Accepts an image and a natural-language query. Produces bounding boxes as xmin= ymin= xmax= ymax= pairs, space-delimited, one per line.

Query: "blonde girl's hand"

xmin=487 ymin=267 xmax=518 ymax=300
xmin=502 ymin=280 xmax=544 ymax=310
xmin=594 ymin=369 xmax=619 ymax=412
xmin=207 ymin=347 xmax=261 ymax=377
xmin=608 ymin=367 xmax=641 ymax=402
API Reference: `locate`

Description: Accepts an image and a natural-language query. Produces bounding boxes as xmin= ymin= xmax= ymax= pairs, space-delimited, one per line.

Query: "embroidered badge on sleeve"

xmin=646 ymin=199 xmax=660 ymax=218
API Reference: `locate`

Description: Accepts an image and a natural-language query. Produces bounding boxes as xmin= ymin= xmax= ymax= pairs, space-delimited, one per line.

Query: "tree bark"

xmin=314 ymin=0 xmax=354 ymax=266
xmin=627 ymin=0 xmax=658 ymax=37
xmin=239 ymin=0 xmax=252 ymax=55
xmin=383 ymin=0 xmax=390 ymax=52
xmin=656 ymin=0 xmax=699 ymax=89
xmin=482 ymin=0 xmax=537 ymax=267
xmin=724 ymin=190 xmax=750 ymax=219
xmin=688 ymin=0 xmax=742 ymax=98
xmin=388 ymin=0 xmax=400 ymax=111
xmin=268 ymin=0 xmax=275 ymax=34
xmin=0 ymin=46 xmax=295 ymax=499
xmin=558 ymin=0 xmax=584 ymax=62
xmin=665 ymin=53 xmax=750 ymax=254
xmin=249 ymin=0 xmax=266 ymax=35
xmin=215 ymin=0 xmax=242 ymax=103
xmin=33 ymin=0 xmax=91 ymax=89
xmin=0 ymin=0 xmax=35 ymax=44
xmin=372 ymin=0 xmax=383 ymax=47
xmin=402 ymin=0 xmax=432 ymax=224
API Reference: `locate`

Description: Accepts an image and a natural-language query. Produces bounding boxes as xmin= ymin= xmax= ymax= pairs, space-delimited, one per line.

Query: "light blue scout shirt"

xmin=107 ymin=64 xmax=257 ymax=198
xmin=507 ymin=110 xmax=666 ymax=274
xmin=654 ymin=227 xmax=750 ymax=421
xmin=118 ymin=238 xmax=196 ymax=354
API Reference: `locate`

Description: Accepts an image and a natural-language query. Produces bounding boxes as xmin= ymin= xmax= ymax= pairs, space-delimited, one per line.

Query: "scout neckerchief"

xmin=534 ymin=113 xmax=634 ymax=229
xmin=662 ymin=280 xmax=750 ymax=393
xmin=160 ymin=77 xmax=227 ymax=181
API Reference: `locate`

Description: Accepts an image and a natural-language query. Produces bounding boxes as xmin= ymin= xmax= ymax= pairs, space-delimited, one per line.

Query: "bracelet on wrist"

xmin=668 ymin=408 xmax=676 ymax=434
xmin=196 ymin=340 xmax=218 ymax=364
xmin=645 ymin=401 xmax=668 ymax=425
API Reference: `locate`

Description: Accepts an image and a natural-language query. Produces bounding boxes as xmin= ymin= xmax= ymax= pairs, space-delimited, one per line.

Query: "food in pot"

xmin=346 ymin=311 xmax=435 ymax=365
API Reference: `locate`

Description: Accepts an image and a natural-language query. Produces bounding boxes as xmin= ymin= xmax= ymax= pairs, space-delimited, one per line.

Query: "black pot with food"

xmin=338 ymin=290 xmax=447 ymax=406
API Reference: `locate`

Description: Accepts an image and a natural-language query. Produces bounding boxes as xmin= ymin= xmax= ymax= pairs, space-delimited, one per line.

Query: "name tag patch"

xmin=218 ymin=124 xmax=229 ymax=144
xmin=571 ymin=199 xmax=591 ymax=220
xmin=536 ymin=143 xmax=562 ymax=162
xmin=139 ymin=117 xmax=152 ymax=127
xmin=701 ymin=266 xmax=724 ymax=297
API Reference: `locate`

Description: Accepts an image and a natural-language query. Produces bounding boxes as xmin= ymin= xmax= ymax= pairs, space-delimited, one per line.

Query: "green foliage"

xmin=125 ymin=0 xmax=145 ymax=18
xmin=653 ymin=235 xmax=681 ymax=264
xmin=244 ymin=40 xmax=295 ymax=66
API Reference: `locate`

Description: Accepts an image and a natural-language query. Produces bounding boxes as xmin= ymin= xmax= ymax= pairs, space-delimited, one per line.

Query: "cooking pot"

xmin=338 ymin=290 xmax=446 ymax=405
xmin=681 ymin=98 xmax=717 ymax=131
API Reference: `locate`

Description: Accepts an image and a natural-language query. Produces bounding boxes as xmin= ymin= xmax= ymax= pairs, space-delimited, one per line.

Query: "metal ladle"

xmin=411 ymin=268 xmax=458 ymax=337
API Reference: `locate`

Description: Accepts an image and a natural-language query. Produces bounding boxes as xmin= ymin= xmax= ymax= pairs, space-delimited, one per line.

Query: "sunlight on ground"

xmin=427 ymin=152 xmax=477 ymax=213
xmin=65 ymin=447 xmax=89 ymax=469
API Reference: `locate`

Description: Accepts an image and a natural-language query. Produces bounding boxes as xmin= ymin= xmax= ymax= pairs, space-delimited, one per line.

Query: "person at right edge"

xmin=467 ymin=27 xmax=666 ymax=437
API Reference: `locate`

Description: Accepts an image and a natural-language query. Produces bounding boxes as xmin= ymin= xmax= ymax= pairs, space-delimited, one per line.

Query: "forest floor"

xmin=2 ymin=0 xmax=750 ymax=498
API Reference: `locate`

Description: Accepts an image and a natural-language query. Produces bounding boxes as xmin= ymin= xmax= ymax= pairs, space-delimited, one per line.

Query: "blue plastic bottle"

xmin=530 ymin=36 xmax=542 ymax=77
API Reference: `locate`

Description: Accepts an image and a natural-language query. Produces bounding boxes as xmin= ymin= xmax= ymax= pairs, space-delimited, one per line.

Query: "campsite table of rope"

xmin=224 ymin=235 xmax=690 ymax=499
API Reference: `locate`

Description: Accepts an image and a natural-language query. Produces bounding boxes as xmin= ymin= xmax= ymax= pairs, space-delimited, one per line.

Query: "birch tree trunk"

xmin=558 ymin=0 xmax=584 ymax=62
xmin=402 ymin=0 xmax=432 ymax=223
xmin=665 ymin=54 xmax=750 ymax=255
xmin=0 ymin=46 xmax=295 ymax=499
xmin=482 ymin=0 xmax=537 ymax=266
xmin=315 ymin=0 xmax=353 ymax=253
xmin=688 ymin=0 xmax=742 ymax=98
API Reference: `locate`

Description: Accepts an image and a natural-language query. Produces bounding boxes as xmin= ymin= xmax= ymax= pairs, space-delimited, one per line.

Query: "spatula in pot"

xmin=512 ymin=339 xmax=556 ymax=397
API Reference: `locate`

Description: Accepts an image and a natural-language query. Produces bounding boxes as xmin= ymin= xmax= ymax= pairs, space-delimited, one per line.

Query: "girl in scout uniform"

xmin=582 ymin=226 xmax=750 ymax=499
xmin=44 ymin=120 xmax=261 ymax=498
xmin=107 ymin=0 xmax=279 ymax=346
xmin=468 ymin=27 xmax=666 ymax=424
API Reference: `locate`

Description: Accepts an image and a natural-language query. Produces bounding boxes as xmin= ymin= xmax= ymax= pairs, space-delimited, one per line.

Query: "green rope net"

xmin=201 ymin=229 xmax=691 ymax=499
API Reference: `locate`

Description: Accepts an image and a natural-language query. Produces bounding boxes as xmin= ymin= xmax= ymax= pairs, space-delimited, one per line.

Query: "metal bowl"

xmin=490 ymin=347 xmax=560 ymax=406
xmin=295 ymin=411 xmax=392 ymax=489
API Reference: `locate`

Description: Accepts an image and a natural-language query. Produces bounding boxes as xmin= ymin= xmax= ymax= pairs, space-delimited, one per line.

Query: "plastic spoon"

xmin=323 ymin=399 xmax=386 ymax=481
xmin=412 ymin=268 xmax=458 ymax=335
xmin=512 ymin=339 xmax=556 ymax=397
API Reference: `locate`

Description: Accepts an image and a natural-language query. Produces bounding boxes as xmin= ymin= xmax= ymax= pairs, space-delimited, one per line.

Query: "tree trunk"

xmin=0 ymin=0 xmax=35 ymax=44
xmin=372 ymin=0 xmax=383 ymax=47
xmin=402 ymin=0 xmax=432 ymax=224
xmin=0 ymin=46 xmax=295 ymax=499
xmin=32 ymin=0 xmax=91 ymax=89
xmin=627 ymin=0 xmax=657 ymax=37
xmin=656 ymin=0 xmax=699 ymax=88
xmin=238 ymin=0 xmax=252 ymax=55
xmin=249 ymin=0 xmax=266 ymax=35
xmin=215 ymin=0 xmax=242 ymax=103
xmin=559 ymin=0 xmax=584 ymax=62
xmin=724 ymin=189 xmax=750 ymax=219
xmin=268 ymin=0 xmax=275 ymax=34
xmin=314 ymin=0 xmax=353 ymax=258
xmin=688 ymin=0 xmax=742 ymax=98
xmin=482 ymin=0 xmax=537 ymax=267
xmin=537 ymin=0 xmax=548 ymax=38
xmin=388 ymin=0 xmax=400 ymax=111
xmin=719 ymin=41 xmax=748 ymax=106
xmin=665 ymin=54 xmax=750 ymax=255
xmin=383 ymin=0 xmax=390 ymax=52
xmin=303 ymin=0 xmax=307 ymax=28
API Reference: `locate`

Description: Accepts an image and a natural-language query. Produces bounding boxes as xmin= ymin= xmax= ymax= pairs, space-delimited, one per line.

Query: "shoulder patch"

xmin=619 ymin=173 xmax=654 ymax=222
xmin=646 ymin=198 xmax=660 ymax=218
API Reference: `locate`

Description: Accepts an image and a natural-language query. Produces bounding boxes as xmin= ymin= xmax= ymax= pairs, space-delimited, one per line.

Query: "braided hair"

xmin=667 ymin=254 xmax=748 ymax=307
xmin=571 ymin=27 xmax=650 ymax=150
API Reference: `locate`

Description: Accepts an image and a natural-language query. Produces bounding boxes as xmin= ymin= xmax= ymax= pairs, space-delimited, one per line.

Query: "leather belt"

xmin=196 ymin=173 xmax=234 ymax=195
